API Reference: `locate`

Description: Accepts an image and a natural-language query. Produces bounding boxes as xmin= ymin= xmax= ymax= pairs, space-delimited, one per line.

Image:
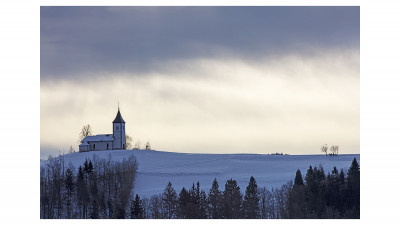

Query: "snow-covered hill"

xmin=40 ymin=150 xmax=360 ymax=198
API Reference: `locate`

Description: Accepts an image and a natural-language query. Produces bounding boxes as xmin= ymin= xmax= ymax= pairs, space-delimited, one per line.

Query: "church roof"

xmin=81 ymin=134 xmax=114 ymax=143
xmin=113 ymin=108 xmax=126 ymax=123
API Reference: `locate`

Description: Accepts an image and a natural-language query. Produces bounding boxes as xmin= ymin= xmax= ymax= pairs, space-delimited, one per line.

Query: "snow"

xmin=81 ymin=134 xmax=114 ymax=142
xmin=40 ymin=150 xmax=360 ymax=198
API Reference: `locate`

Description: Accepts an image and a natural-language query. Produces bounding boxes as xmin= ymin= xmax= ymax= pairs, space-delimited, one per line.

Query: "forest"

xmin=40 ymin=154 xmax=138 ymax=218
xmin=40 ymin=155 xmax=359 ymax=219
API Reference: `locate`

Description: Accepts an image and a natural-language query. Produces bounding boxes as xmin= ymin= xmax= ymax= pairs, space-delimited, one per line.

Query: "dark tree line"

xmin=40 ymin=154 xmax=138 ymax=219
xmin=41 ymin=155 xmax=359 ymax=219
xmin=131 ymin=176 xmax=283 ymax=219
xmin=287 ymin=157 xmax=360 ymax=218
xmin=130 ymin=158 xmax=360 ymax=219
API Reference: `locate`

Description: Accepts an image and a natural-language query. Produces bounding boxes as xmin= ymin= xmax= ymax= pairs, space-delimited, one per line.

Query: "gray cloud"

xmin=41 ymin=6 xmax=359 ymax=80
xmin=40 ymin=6 xmax=360 ymax=157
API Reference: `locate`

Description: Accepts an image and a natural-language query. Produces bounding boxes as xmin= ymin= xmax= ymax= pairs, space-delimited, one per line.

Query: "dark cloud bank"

xmin=41 ymin=6 xmax=360 ymax=80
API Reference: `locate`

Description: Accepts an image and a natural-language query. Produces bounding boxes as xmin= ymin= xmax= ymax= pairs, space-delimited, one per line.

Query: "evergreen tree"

xmin=130 ymin=194 xmax=144 ymax=219
xmin=84 ymin=159 xmax=89 ymax=174
xmin=339 ymin=169 xmax=345 ymax=184
xmin=294 ymin=169 xmax=304 ymax=186
xmin=243 ymin=176 xmax=260 ymax=218
xmin=346 ymin=158 xmax=360 ymax=218
xmin=348 ymin=158 xmax=360 ymax=180
xmin=208 ymin=178 xmax=222 ymax=219
xmin=187 ymin=182 xmax=200 ymax=218
xmin=177 ymin=187 xmax=190 ymax=218
xmin=83 ymin=159 xmax=94 ymax=178
xmin=198 ymin=190 xmax=208 ymax=218
xmin=64 ymin=168 xmax=74 ymax=218
xmin=222 ymin=178 xmax=242 ymax=219
xmin=304 ymin=165 xmax=327 ymax=218
xmin=325 ymin=167 xmax=343 ymax=214
xmin=196 ymin=181 xmax=201 ymax=202
xmin=76 ymin=166 xmax=88 ymax=218
xmin=161 ymin=181 xmax=178 ymax=218
xmin=289 ymin=170 xmax=306 ymax=218
xmin=304 ymin=166 xmax=313 ymax=184
xmin=88 ymin=160 xmax=94 ymax=174
xmin=332 ymin=166 xmax=338 ymax=175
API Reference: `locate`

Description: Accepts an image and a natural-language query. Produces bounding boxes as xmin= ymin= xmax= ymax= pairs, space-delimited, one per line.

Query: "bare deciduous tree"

xmin=329 ymin=145 xmax=339 ymax=156
xmin=134 ymin=140 xmax=141 ymax=150
xmin=40 ymin=153 xmax=138 ymax=219
xmin=125 ymin=134 xmax=133 ymax=149
xmin=79 ymin=124 xmax=92 ymax=142
xmin=321 ymin=144 xmax=328 ymax=156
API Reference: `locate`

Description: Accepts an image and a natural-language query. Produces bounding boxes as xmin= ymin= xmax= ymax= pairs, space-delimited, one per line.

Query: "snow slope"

xmin=40 ymin=150 xmax=360 ymax=198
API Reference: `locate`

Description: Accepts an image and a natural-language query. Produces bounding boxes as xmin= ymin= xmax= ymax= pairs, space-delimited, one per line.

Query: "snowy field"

xmin=40 ymin=150 xmax=360 ymax=198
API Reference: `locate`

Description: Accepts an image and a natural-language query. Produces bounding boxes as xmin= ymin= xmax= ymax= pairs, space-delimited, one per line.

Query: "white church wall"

xmin=89 ymin=141 xmax=114 ymax=151
xmin=79 ymin=145 xmax=90 ymax=152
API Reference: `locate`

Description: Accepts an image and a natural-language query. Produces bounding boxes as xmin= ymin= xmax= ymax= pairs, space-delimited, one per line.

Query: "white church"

xmin=79 ymin=107 xmax=126 ymax=152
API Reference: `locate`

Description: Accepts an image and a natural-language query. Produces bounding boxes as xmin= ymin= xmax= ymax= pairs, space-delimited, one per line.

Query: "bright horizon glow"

xmin=41 ymin=48 xmax=360 ymax=158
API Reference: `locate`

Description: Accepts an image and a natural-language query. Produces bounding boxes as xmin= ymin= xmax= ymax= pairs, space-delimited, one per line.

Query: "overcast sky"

xmin=40 ymin=6 xmax=360 ymax=158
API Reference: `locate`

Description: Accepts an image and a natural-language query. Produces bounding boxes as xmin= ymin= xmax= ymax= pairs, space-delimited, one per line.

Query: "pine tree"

xmin=243 ymin=176 xmax=259 ymax=218
xmin=346 ymin=158 xmax=360 ymax=218
xmin=339 ymin=169 xmax=345 ymax=184
xmin=187 ymin=182 xmax=199 ymax=218
xmin=64 ymin=168 xmax=74 ymax=218
xmin=161 ymin=181 xmax=177 ymax=218
xmin=222 ymin=178 xmax=242 ymax=219
xmin=208 ymin=178 xmax=222 ymax=219
xmin=289 ymin=170 xmax=306 ymax=218
xmin=332 ymin=166 xmax=338 ymax=175
xmin=348 ymin=158 xmax=360 ymax=180
xmin=84 ymin=159 xmax=89 ymax=174
xmin=88 ymin=160 xmax=94 ymax=174
xmin=326 ymin=167 xmax=342 ymax=213
xmin=177 ymin=187 xmax=190 ymax=218
xmin=304 ymin=166 xmax=314 ymax=187
xmin=83 ymin=159 xmax=94 ymax=178
xmin=76 ymin=166 xmax=87 ymax=218
xmin=130 ymin=194 xmax=144 ymax=219
xmin=304 ymin=165 xmax=327 ymax=218
xmin=294 ymin=169 xmax=304 ymax=186
xmin=198 ymin=190 xmax=208 ymax=218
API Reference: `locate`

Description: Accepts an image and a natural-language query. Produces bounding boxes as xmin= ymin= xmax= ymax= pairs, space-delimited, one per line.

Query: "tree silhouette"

xmin=79 ymin=124 xmax=92 ymax=142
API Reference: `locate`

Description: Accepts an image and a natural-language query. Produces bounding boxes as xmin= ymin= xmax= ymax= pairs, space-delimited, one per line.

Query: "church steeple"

xmin=112 ymin=105 xmax=126 ymax=149
xmin=113 ymin=107 xmax=125 ymax=123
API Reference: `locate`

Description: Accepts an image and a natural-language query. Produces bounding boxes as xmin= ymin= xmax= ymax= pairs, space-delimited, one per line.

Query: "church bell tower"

xmin=112 ymin=106 xmax=126 ymax=149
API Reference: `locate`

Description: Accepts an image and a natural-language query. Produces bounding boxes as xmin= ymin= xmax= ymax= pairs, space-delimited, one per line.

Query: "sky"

xmin=40 ymin=6 xmax=360 ymax=158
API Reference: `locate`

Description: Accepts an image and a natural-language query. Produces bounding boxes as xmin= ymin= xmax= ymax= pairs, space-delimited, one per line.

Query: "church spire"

xmin=113 ymin=104 xmax=125 ymax=123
